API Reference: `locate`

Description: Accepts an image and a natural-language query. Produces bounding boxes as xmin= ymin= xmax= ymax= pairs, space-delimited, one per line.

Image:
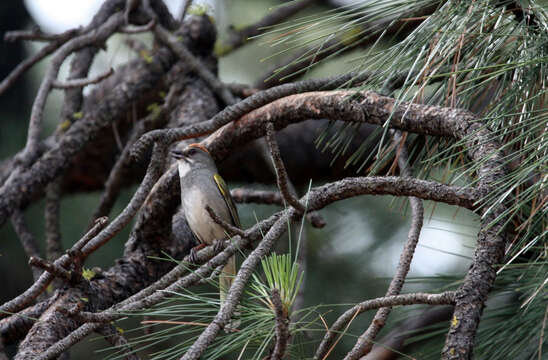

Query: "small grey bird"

xmin=171 ymin=143 xmax=240 ymax=304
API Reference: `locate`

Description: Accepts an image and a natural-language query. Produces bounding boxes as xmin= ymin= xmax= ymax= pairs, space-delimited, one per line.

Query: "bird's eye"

xmin=188 ymin=148 xmax=197 ymax=156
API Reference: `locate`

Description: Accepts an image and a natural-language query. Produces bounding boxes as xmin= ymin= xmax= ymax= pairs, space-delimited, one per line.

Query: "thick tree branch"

xmin=205 ymin=90 xmax=478 ymax=160
xmin=131 ymin=73 xmax=373 ymax=158
xmin=0 ymin=296 xmax=57 ymax=346
xmin=269 ymin=288 xmax=289 ymax=360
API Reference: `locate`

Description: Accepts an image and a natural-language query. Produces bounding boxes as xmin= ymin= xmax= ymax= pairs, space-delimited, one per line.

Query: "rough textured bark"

xmin=0 ymin=2 xmax=515 ymax=359
xmin=12 ymin=13 xmax=221 ymax=359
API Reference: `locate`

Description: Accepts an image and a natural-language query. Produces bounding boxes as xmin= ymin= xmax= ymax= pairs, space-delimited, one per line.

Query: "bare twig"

xmin=269 ymin=288 xmax=289 ymax=360
xmin=344 ymin=131 xmax=424 ymax=359
xmin=230 ymin=187 xmax=324 ymax=228
xmin=234 ymin=177 xmax=476 ymax=211
xmin=231 ymin=188 xmax=284 ymax=205
xmin=265 ymin=122 xmax=305 ymax=213
xmin=22 ymin=12 xmax=124 ymax=161
xmin=205 ymin=205 xmax=246 ymax=238
xmin=10 ymin=210 xmax=41 ymax=280
xmin=0 ymin=217 xmax=108 ymax=318
xmin=4 ymin=27 xmax=81 ymax=43
xmin=314 ymin=292 xmax=456 ymax=360
xmin=51 ymin=67 xmax=114 ymax=89
xmin=28 ymin=257 xmax=73 ymax=282
xmin=0 ymin=28 xmax=81 ymax=96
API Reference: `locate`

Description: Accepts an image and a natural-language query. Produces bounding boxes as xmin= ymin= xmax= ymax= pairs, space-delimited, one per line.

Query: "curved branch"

xmin=36 ymin=170 xmax=473 ymax=360
xmin=315 ymin=292 xmax=455 ymax=360
xmin=131 ymin=73 xmax=373 ymax=159
xmin=205 ymin=90 xmax=476 ymax=160
xmin=343 ymin=131 xmax=424 ymax=359
xmin=23 ymin=12 xmax=124 ymax=161
xmin=51 ymin=68 xmax=114 ymax=89
xmin=10 ymin=210 xmax=41 ymax=280
xmin=202 ymin=90 xmax=505 ymax=360
xmin=0 ymin=27 xmax=82 ymax=96
xmin=265 ymin=122 xmax=306 ymax=212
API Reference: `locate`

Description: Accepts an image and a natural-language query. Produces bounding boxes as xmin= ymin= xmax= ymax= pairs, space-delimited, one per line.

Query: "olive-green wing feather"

xmin=213 ymin=173 xmax=241 ymax=228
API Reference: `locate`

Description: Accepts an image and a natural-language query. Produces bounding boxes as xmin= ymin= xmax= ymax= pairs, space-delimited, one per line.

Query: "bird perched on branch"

xmin=171 ymin=143 xmax=240 ymax=304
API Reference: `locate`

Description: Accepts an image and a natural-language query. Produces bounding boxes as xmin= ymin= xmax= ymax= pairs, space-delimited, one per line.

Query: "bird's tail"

xmin=219 ymin=255 xmax=236 ymax=304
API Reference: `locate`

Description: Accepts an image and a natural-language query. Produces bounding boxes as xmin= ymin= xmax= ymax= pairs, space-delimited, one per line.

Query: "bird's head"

xmin=171 ymin=143 xmax=215 ymax=177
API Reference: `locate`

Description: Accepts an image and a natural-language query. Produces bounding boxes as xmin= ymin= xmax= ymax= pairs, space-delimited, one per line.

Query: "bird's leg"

xmin=213 ymin=239 xmax=225 ymax=253
xmin=189 ymin=242 xmax=206 ymax=264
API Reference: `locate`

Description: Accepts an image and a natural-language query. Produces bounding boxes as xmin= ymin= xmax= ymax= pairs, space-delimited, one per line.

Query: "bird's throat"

xmin=177 ymin=160 xmax=191 ymax=178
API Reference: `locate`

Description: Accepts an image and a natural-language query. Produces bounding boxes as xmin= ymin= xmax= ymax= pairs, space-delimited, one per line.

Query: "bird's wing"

xmin=213 ymin=173 xmax=241 ymax=228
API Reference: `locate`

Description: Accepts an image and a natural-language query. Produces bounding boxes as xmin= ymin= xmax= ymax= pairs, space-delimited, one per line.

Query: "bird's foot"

xmin=213 ymin=239 xmax=225 ymax=253
xmin=188 ymin=243 xmax=206 ymax=264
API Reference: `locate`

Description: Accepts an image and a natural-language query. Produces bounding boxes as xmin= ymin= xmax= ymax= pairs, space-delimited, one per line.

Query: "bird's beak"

xmin=170 ymin=149 xmax=186 ymax=160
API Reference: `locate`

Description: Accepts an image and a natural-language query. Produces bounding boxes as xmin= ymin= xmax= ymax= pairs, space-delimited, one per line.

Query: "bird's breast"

xmin=182 ymin=186 xmax=229 ymax=245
